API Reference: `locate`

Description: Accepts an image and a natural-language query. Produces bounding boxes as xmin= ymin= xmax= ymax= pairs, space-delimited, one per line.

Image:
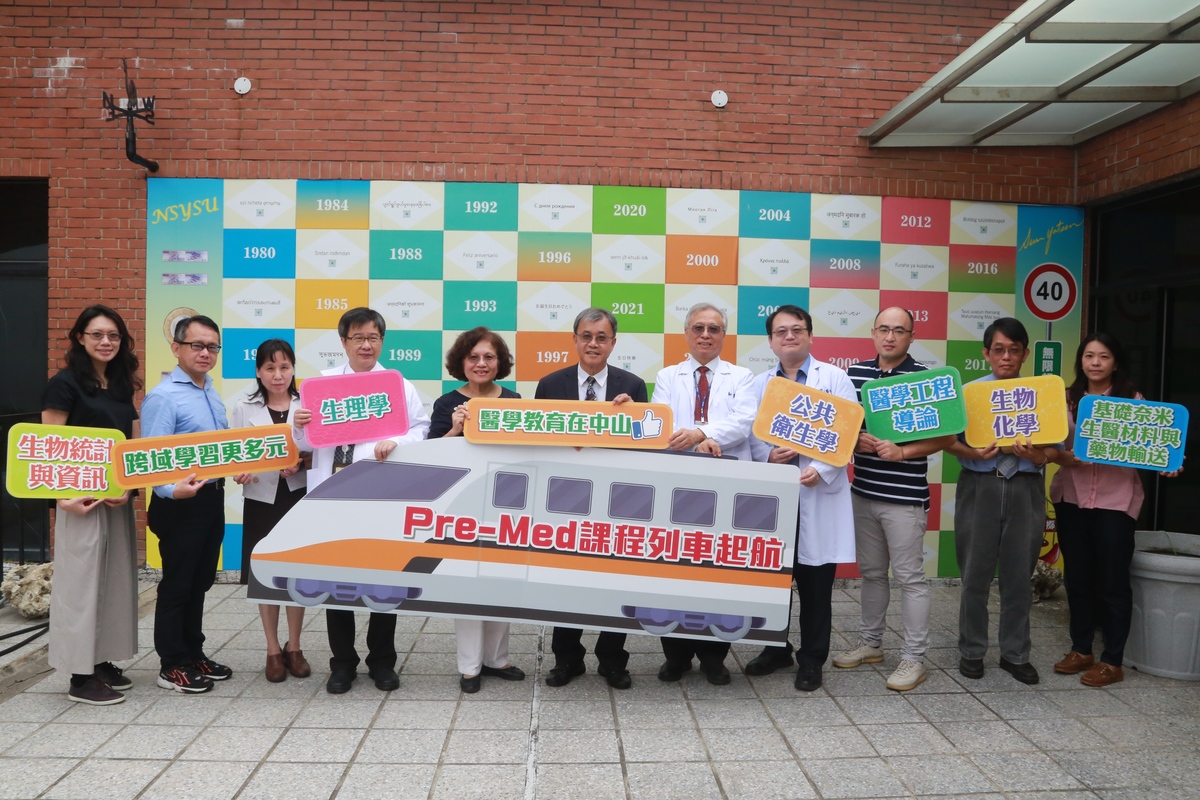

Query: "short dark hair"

xmin=250 ymin=339 xmax=299 ymax=402
xmin=765 ymin=304 xmax=813 ymax=336
xmin=983 ymin=317 xmax=1028 ymax=350
xmin=173 ymin=314 xmax=220 ymax=342
xmin=338 ymin=307 xmax=386 ymax=339
xmin=444 ymin=327 xmax=514 ymax=382
xmin=572 ymin=307 xmax=618 ymax=336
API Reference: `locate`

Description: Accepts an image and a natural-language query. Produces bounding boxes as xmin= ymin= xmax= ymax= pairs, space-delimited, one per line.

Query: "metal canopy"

xmin=861 ymin=0 xmax=1200 ymax=147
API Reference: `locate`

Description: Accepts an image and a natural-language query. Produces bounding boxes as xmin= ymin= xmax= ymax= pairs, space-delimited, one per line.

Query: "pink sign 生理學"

xmin=299 ymin=370 xmax=409 ymax=449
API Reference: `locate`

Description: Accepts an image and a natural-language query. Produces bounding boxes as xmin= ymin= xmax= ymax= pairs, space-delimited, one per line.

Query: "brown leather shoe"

xmin=265 ymin=652 xmax=286 ymax=683
xmin=283 ymin=647 xmax=312 ymax=678
xmin=1053 ymin=651 xmax=1095 ymax=675
xmin=1080 ymin=662 xmax=1124 ymax=687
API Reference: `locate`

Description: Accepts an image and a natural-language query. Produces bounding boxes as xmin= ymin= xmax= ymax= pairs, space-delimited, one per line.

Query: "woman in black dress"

xmin=44 ymin=305 xmax=142 ymax=705
xmin=232 ymin=339 xmax=311 ymax=682
xmin=430 ymin=327 xmax=526 ymax=692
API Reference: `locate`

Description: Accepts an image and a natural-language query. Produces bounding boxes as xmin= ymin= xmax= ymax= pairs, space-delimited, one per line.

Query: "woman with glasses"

xmin=43 ymin=305 xmax=142 ymax=705
xmin=1047 ymin=333 xmax=1181 ymax=687
xmin=429 ymin=327 xmax=526 ymax=692
xmin=232 ymin=339 xmax=312 ymax=683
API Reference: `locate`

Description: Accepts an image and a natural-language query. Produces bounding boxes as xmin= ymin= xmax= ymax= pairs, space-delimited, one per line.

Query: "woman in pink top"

xmin=1047 ymin=333 xmax=1177 ymax=687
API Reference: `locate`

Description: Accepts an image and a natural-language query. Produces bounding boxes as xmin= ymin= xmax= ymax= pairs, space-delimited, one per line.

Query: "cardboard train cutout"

xmin=248 ymin=437 xmax=800 ymax=644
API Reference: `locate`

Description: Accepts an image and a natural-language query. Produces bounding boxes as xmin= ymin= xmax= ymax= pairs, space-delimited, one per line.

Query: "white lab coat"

xmin=296 ymin=362 xmax=432 ymax=491
xmin=750 ymin=359 xmax=857 ymax=566
xmin=230 ymin=391 xmax=308 ymax=502
xmin=651 ymin=355 xmax=757 ymax=462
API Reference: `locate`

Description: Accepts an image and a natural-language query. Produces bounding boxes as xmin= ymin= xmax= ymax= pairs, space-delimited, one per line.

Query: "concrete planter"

xmin=1127 ymin=531 xmax=1200 ymax=680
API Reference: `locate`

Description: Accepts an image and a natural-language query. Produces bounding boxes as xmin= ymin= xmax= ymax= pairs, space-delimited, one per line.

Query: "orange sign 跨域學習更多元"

xmin=112 ymin=424 xmax=300 ymax=489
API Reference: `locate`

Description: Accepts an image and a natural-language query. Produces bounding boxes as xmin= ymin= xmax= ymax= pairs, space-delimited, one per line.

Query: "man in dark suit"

xmin=535 ymin=307 xmax=648 ymax=690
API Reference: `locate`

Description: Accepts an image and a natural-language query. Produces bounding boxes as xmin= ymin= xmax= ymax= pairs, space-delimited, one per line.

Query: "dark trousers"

xmin=1055 ymin=502 xmax=1136 ymax=667
xmin=661 ymin=635 xmax=730 ymax=667
xmin=757 ymin=562 xmax=838 ymax=667
xmin=326 ymin=609 xmax=397 ymax=674
xmin=149 ymin=483 xmax=225 ymax=670
xmin=551 ymin=627 xmax=629 ymax=672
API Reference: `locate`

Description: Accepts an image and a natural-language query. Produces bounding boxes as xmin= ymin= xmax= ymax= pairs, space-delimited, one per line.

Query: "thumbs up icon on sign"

xmin=631 ymin=410 xmax=663 ymax=440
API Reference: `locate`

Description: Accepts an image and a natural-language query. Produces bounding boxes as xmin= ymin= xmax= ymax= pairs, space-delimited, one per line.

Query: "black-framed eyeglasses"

xmin=179 ymin=341 xmax=222 ymax=354
xmin=772 ymin=326 xmax=809 ymax=338
xmin=346 ymin=335 xmax=382 ymax=345
xmin=873 ymin=326 xmax=912 ymax=337
xmin=83 ymin=331 xmax=123 ymax=342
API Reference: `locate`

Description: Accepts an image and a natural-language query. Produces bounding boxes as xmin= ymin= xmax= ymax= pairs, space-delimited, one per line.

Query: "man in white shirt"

xmin=744 ymin=304 xmax=857 ymax=692
xmin=293 ymin=307 xmax=431 ymax=694
xmin=651 ymin=302 xmax=756 ymax=685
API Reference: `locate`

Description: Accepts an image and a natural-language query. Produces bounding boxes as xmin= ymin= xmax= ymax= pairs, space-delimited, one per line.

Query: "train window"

xmin=671 ymin=488 xmax=716 ymax=527
xmin=493 ymin=472 xmax=528 ymax=510
xmin=547 ymin=477 xmax=592 ymax=515
xmin=609 ymin=483 xmax=654 ymax=521
xmin=308 ymin=461 xmax=469 ymax=501
xmin=733 ymin=493 xmax=779 ymax=532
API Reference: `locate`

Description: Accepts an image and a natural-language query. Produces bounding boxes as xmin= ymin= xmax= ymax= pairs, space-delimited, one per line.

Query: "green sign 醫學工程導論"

xmin=861 ymin=367 xmax=967 ymax=444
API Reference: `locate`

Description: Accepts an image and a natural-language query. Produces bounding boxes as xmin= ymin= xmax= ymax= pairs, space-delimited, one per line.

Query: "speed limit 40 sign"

xmin=1024 ymin=263 xmax=1077 ymax=322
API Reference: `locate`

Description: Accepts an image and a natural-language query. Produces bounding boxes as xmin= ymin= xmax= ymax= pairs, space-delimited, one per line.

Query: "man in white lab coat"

xmin=293 ymin=307 xmax=431 ymax=695
xmin=651 ymin=302 xmax=757 ymax=684
xmin=744 ymin=304 xmax=857 ymax=691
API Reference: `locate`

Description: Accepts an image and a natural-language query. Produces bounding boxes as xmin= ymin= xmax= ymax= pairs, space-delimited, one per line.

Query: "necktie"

xmin=996 ymin=452 xmax=1019 ymax=479
xmin=695 ymin=366 xmax=710 ymax=423
xmin=334 ymin=442 xmax=355 ymax=471
xmin=585 ymin=376 xmax=597 ymax=402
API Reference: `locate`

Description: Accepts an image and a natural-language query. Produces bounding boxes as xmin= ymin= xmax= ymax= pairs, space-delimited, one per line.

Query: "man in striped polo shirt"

xmin=834 ymin=307 xmax=955 ymax=691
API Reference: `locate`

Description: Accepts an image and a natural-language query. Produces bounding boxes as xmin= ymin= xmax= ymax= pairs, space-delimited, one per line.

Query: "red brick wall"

xmin=1076 ymin=94 xmax=1200 ymax=205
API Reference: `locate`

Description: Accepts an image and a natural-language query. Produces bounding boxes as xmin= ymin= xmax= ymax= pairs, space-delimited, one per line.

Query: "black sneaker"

xmin=192 ymin=657 xmax=233 ymax=681
xmin=68 ymin=677 xmax=126 ymax=706
xmin=94 ymin=662 xmax=133 ymax=691
xmin=157 ymin=666 xmax=214 ymax=694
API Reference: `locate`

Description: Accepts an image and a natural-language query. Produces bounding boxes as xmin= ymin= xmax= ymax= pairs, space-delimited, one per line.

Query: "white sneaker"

xmin=886 ymin=660 xmax=927 ymax=691
xmin=832 ymin=643 xmax=885 ymax=668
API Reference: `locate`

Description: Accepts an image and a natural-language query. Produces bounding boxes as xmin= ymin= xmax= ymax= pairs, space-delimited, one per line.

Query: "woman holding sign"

xmin=430 ymin=327 xmax=526 ymax=693
xmin=232 ymin=339 xmax=312 ymax=683
xmin=1048 ymin=333 xmax=1179 ymax=687
xmin=43 ymin=305 xmax=142 ymax=705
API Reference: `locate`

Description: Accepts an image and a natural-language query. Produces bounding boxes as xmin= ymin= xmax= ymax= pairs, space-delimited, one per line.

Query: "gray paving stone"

xmin=714 ymin=760 xmax=819 ymax=799
xmin=614 ymin=699 xmax=695 ymax=729
xmin=533 ymin=763 xmax=626 ymax=800
xmin=139 ymin=760 xmax=254 ymax=800
xmin=266 ymin=727 xmax=365 ymax=763
xmin=208 ymin=697 xmax=305 ymax=727
xmin=859 ymin=722 xmax=957 ymax=756
xmin=293 ymin=697 xmax=383 ymax=728
xmin=431 ymin=764 xmax=526 ymax=800
xmin=134 ymin=694 xmax=233 ymax=726
xmin=780 ymin=725 xmax=876 ymax=759
xmin=451 ymin=699 xmax=531 ymax=730
xmin=935 ymin=720 xmax=1038 ymax=753
xmin=823 ymin=668 xmax=896 ymax=696
xmin=1052 ymin=749 xmax=1166 ymax=789
xmin=764 ymin=697 xmax=853 ymax=727
xmin=443 ymin=729 xmax=529 ymax=763
xmin=909 ymin=693 xmax=999 ymax=722
xmin=179 ymin=726 xmax=284 ymax=761
xmin=1048 ymin=688 xmax=1137 ymax=717
xmin=94 ymin=723 xmax=198 ymax=759
xmin=0 ymin=758 xmax=78 ymax=800
xmin=888 ymin=754 xmax=997 ymax=794
xmin=837 ymin=694 xmax=924 ymax=725
xmin=537 ymin=728 xmax=622 ymax=763
xmin=972 ymin=751 xmax=1087 ymax=792
xmin=41 ymin=758 xmax=167 ymax=800
xmin=383 ymin=674 xmax=464 ymax=701
xmin=0 ymin=721 xmax=40 ymax=754
xmin=55 ymin=693 xmax=157 ymax=725
xmin=354 ymin=728 xmax=446 ymax=763
xmin=4 ymin=722 xmax=122 ymax=758
xmin=238 ymin=674 xmax=324 ymax=699
xmin=373 ymin=699 xmax=457 ymax=729
xmin=620 ymin=727 xmax=708 ymax=762
xmin=700 ymin=727 xmax=793 ymax=761
xmin=977 ymin=689 xmax=1065 ymax=719
xmin=238 ymin=762 xmax=347 ymax=800
xmin=0 ymin=692 xmax=72 ymax=723
xmin=1142 ymin=746 xmax=1200 ymax=786
xmin=803 ymin=757 xmax=910 ymax=798
xmin=538 ymin=699 xmax=616 ymax=730
xmin=335 ymin=763 xmax=437 ymax=800
xmin=689 ymin=698 xmax=775 ymax=728
xmin=682 ymin=673 xmax=760 ymax=701
xmin=1008 ymin=717 xmax=1111 ymax=750
xmin=626 ymin=762 xmax=723 ymax=800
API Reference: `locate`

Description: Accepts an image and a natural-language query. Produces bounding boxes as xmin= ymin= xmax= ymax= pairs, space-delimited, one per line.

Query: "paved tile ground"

xmin=2 ymin=581 xmax=1199 ymax=799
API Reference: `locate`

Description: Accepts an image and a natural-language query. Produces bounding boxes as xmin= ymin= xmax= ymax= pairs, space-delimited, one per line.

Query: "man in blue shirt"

xmin=142 ymin=315 xmax=231 ymax=694
xmin=945 ymin=317 xmax=1057 ymax=685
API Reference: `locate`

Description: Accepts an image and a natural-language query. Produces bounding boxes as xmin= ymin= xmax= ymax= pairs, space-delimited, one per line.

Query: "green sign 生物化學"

xmin=861 ymin=366 xmax=967 ymax=444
